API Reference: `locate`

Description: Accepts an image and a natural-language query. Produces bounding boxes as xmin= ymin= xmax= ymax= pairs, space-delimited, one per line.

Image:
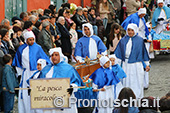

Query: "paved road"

xmin=144 ymin=53 xmax=170 ymax=98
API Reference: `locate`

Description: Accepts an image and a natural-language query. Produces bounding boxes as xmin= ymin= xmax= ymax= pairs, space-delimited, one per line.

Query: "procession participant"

xmin=26 ymin=59 xmax=47 ymax=113
xmin=90 ymin=56 xmax=120 ymax=113
xmin=109 ymin=54 xmax=126 ymax=98
xmin=121 ymin=8 xmax=149 ymax=38
xmin=114 ymin=23 xmax=150 ymax=99
xmin=39 ymin=47 xmax=84 ymax=113
xmin=152 ymin=0 xmax=170 ymax=34
xmin=12 ymin=31 xmax=50 ymax=113
xmin=143 ymin=22 xmax=155 ymax=89
xmin=74 ymin=23 xmax=107 ymax=63
xmin=27 ymin=59 xmax=47 ymax=85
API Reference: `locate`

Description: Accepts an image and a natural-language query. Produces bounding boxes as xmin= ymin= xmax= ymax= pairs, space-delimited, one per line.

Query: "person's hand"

xmin=107 ymin=11 xmax=110 ymax=14
xmin=4 ymin=37 xmax=10 ymax=42
xmin=52 ymin=36 xmax=55 ymax=43
xmin=114 ymin=7 xmax=117 ymax=10
xmin=93 ymin=89 xmax=98 ymax=92
xmin=19 ymin=41 xmax=24 ymax=45
xmin=147 ymin=40 xmax=152 ymax=43
xmin=13 ymin=33 xmax=17 ymax=39
xmin=56 ymin=35 xmax=60 ymax=39
xmin=145 ymin=66 xmax=150 ymax=72
xmin=17 ymin=31 xmax=22 ymax=37
xmin=96 ymin=16 xmax=101 ymax=20
xmin=67 ymin=85 xmax=73 ymax=96
xmin=145 ymin=4 xmax=149 ymax=7
xmin=101 ymin=87 xmax=105 ymax=91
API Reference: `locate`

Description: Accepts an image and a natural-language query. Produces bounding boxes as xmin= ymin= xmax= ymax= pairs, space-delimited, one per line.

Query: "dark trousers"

xmin=3 ymin=91 xmax=15 ymax=113
xmin=0 ymin=92 xmax=3 ymax=112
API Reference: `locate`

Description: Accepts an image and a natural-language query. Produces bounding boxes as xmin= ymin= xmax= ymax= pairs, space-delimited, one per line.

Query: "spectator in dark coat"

xmin=37 ymin=21 xmax=54 ymax=56
xmin=71 ymin=6 xmax=87 ymax=38
xmin=50 ymin=16 xmax=62 ymax=47
xmin=88 ymin=8 xmax=98 ymax=35
xmin=0 ymin=34 xmax=4 ymax=112
xmin=96 ymin=19 xmax=105 ymax=41
xmin=12 ymin=25 xmax=24 ymax=50
xmin=57 ymin=16 xmax=72 ymax=61
xmin=32 ymin=21 xmax=42 ymax=42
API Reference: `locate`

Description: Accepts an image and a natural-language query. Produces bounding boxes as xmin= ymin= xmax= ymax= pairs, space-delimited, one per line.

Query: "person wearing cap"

xmin=114 ymin=23 xmax=150 ymax=99
xmin=109 ymin=54 xmax=126 ymax=98
xmin=122 ymin=8 xmax=151 ymax=94
xmin=152 ymin=0 xmax=170 ymax=34
xmin=146 ymin=22 xmax=155 ymax=59
xmin=27 ymin=59 xmax=47 ymax=85
xmin=121 ymin=8 xmax=149 ymax=39
xmin=71 ymin=6 xmax=87 ymax=38
xmin=37 ymin=21 xmax=54 ymax=56
xmin=74 ymin=23 xmax=107 ymax=63
xmin=143 ymin=22 xmax=155 ymax=90
xmin=39 ymin=47 xmax=84 ymax=113
xmin=89 ymin=56 xmax=120 ymax=113
xmin=12 ymin=31 xmax=50 ymax=113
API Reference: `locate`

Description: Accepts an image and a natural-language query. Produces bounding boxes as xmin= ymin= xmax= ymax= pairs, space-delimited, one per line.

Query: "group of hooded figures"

xmin=12 ymin=0 xmax=170 ymax=112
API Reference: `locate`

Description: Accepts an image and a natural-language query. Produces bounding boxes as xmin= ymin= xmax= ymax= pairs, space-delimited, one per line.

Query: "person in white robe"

xmin=137 ymin=8 xmax=151 ymax=91
xmin=38 ymin=47 xmax=84 ymax=113
xmin=109 ymin=54 xmax=126 ymax=99
xmin=74 ymin=23 xmax=107 ymax=63
xmin=152 ymin=0 xmax=170 ymax=34
xmin=12 ymin=31 xmax=50 ymax=113
xmin=114 ymin=23 xmax=150 ymax=99
xmin=90 ymin=56 xmax=120 ymax=113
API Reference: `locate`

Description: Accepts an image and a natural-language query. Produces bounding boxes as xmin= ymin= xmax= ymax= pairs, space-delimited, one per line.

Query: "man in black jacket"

xmin=71 ymin=6 xmax=87 ymax=38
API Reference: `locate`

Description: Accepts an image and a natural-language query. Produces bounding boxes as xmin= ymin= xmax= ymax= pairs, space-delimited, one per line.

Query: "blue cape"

xmin=39 ymin=61 xmax=84 ymax=86
xmin=121 ymin=13 xmax=149 ymax=36
xmin=26 ymin=70 xmax=40 ymax=85
xmin=111 ymin=64 xmax=127 ymax=79
xmin=74 ymin=35 xmax=107 ymax=58
xmin=89 ymin=67 xmax=120 ymax=89
xmin=114 ymin=35 xmax=149 ymax=63
xmin=12 ymin=43 xmax=50 ymax=70
xmin=152 ymin=6 xmax=170 ymax=27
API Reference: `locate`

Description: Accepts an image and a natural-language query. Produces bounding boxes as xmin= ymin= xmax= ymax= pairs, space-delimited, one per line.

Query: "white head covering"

xmin=138 ymin=8 xmax=146 ymax=15
xmin=127 ymin=23 xmax=138 ymax=37
xmin=99 ymin=56 xmax=110 ymax=67
xmin=49 ymin=47 xmax=68 ymax=63
xmin=108 ymin=54 xmax=118 ymax=65
xmin=108 ymin=54 xmax=116 ymax=59
xmin=82 ymin=23 xmax=94 ymax=37
xmin=23 ymin=31 xmax=35 ymax=43
xmin=37 ymin=59 xmax=47 ymax=69
xmin=146 ymin=22 xmax=151 ymax=28
xmin=157 ymin=0 xmax=163 ymax=4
